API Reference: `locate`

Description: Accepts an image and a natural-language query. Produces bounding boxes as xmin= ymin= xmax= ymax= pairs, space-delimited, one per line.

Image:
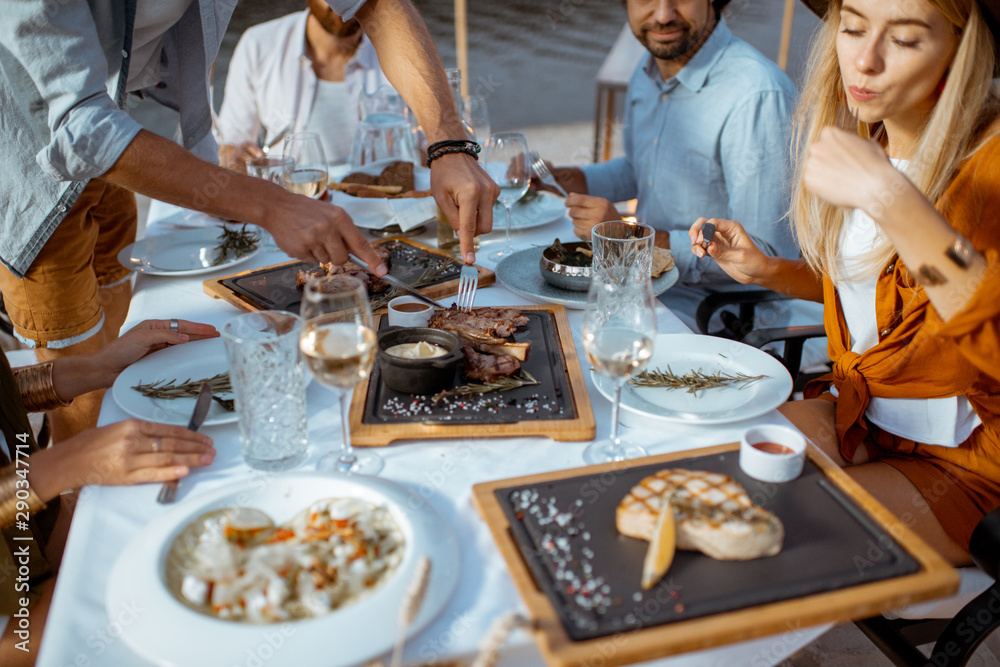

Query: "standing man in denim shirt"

xmin=545 ymin=0 xmax=798 ymax=327
xmin=0 ymin=0 xmax=498 ymax=442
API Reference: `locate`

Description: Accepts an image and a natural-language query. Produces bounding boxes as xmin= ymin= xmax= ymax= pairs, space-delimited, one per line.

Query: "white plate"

xmin=593 ymin=334 xmax=793 ymax=424
xmin=495 ymin=246 xmax=679 ymax=309
xmin=118 ymin=227 xmax=261 ymax=276
xmin=106 ymin=473 xmax=460 ymax=667
xmin=112 ymin=338 xmax=237 ymax=426
xmin=493 ymin=190 xmax=566 ymax=229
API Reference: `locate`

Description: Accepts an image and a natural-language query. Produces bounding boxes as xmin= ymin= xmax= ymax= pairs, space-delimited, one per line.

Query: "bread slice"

xmin=616 ymin=468 xmax=783 ymax=561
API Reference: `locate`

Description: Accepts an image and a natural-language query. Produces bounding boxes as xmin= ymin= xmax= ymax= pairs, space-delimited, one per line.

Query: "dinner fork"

xmin=530 ymin=151 xmax=569 ymax=198
xmin=455 ymin=264 xmax=478 ymax=313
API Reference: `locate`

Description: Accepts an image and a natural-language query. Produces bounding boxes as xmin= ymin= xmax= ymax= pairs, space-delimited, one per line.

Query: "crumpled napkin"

xmin=329 ymin=191 xmax=438 ymax=232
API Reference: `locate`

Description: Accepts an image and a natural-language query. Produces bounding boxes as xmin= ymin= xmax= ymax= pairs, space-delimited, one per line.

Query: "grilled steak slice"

xmin=461 ymin=345 xmax=521 ymax=383
xmin=428 ymin=306 xmax=528 ymax=339
xmin=617 ymin=469 xmax=783 ymax=561
xmin=295 ymin=246 xmax=392 ymax=291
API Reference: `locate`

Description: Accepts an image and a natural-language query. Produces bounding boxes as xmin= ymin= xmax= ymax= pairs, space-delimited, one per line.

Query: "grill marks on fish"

xmin=617 ymin=469 xmax=784 ymax=561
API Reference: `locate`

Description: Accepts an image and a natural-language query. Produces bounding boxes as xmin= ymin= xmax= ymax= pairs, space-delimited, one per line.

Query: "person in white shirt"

xmin=217 ymin=0 xmax=392 ymax=170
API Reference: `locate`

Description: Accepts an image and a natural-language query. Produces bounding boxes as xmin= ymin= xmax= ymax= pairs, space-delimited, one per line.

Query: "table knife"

xmin=157 ymin=383 xmax=212 ymax=504
xmin=348 ymin=253 xmax=445 ymax=309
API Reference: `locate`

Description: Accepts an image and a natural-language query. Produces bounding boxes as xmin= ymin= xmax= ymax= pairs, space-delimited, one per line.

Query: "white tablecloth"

xmin=38 ymin=201 xmax=828 ymax=666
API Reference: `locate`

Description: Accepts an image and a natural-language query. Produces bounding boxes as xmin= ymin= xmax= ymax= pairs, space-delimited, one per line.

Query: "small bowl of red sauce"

xmin=739 ymin=424 xmax=807 ymax=483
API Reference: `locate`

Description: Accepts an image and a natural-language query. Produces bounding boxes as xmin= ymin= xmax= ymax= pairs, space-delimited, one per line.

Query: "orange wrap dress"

xmin=806 ymin=134 xmax=1000 ymax=548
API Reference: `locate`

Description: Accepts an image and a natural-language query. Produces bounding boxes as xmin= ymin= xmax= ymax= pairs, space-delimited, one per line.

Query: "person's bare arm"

xmin=26 ymin=420 xmax=215 ymax=502
xmin=354 ymin=0 xmax=497 ymax=264
xmin=803 ymin=128 xmax=987 ymax=319
xmin=100 ymin=130 xmax=387 ymax=272
xmin=49 ymin=319 xmax=219 ymax=401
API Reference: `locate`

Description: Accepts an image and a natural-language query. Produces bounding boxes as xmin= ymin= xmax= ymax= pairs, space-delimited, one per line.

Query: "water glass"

xmin=246 ymin=157 xmax=294 ymax=252
xmin=591 ymin=221 xmax=655 ymax=281
xmin=350 ymin=113 xmax=417 ymax=168
xmin=222 ymin=311 xmax=309 ymax=472
xmin=282 ymin=132 xmax=328 ymax=198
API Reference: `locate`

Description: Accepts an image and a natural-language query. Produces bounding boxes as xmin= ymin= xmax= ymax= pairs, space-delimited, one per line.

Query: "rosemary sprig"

xmin=213 ymin=224 xmax=260 ymax=264
xmin=630 ymin=366 xmax=768 ymax=395
xmin=370 ymin=259 xmax=458 ymax=310
xmin=132 ymin=372 xmax=235 ymax=410
xmin=430 ymin=370 xmax=539 ymax=404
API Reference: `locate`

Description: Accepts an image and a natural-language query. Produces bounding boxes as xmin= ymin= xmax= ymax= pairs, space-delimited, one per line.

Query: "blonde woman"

xmin=690 ymin=0 xmax=1000 ymax=565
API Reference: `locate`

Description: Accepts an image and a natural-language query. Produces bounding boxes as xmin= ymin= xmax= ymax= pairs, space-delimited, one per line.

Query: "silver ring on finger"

xmin=152 ymin=437 xmax=162 ymax=453
xmin=169 ymin=318 xmax=179 ymax=333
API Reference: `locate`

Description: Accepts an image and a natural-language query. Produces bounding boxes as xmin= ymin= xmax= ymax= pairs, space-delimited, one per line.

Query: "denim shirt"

xmin=0 ymin=0 xmax=237 ymax=278
xmin=582 ymin=18 xmax=798 ymax=287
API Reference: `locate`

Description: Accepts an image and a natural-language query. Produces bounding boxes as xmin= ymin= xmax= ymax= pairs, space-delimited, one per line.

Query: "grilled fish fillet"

xmin=616 ymin=469 xmax=783 ymax=561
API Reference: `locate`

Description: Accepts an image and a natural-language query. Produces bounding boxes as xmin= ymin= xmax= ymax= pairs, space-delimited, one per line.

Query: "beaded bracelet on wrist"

xmin=14 ymin=362 xmax=72 ymax=413
xmin=0 ymin=465 xmax=47 ymax=529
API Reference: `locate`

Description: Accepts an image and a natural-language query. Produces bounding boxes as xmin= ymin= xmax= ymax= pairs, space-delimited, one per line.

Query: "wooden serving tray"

xmin=471 ymin=443 xmax=958 ymax=667
xmin=349 ymin=304 xmax=595 ymax=446
xmin=202 ymin=237 xmax=495 ymax=313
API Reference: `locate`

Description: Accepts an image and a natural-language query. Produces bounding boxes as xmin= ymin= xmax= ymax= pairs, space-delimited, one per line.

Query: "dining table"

xmin=36 ymin=194 xmax=837 ymax=667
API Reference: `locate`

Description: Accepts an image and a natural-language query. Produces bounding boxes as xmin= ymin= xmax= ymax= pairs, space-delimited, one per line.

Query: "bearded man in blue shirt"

xmin=547 ymin=0 xmax=799 ymax=328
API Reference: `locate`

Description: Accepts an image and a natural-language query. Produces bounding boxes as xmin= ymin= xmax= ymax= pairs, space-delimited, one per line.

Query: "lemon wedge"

xmin=641 ymin=504 xmax=677 ymax=590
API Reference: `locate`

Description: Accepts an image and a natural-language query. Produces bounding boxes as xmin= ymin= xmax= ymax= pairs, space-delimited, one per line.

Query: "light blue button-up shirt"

xmin=582 ymin=18 xmax=798 ymax=287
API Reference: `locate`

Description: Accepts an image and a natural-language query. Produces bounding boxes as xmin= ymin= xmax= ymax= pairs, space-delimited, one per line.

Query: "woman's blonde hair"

xmin=791 ymin=0 xmax=1000 ymax=280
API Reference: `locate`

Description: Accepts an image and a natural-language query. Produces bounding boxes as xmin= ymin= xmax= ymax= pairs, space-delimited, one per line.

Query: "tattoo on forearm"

xmin=916 ymin=264 xmax=948 ymax=286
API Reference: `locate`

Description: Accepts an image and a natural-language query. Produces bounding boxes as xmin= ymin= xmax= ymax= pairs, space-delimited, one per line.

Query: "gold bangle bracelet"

xmin=945 ymin=233 xmax=975 ymax=270
xmin=13 ymin=361 xmax=72 ymax=412
xmin=0 ymin=465 xmax=47 ymax=529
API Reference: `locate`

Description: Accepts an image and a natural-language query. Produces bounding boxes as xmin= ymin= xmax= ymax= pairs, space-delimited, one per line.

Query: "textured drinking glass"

xmin=591 ymin=221 xmax=655 ymax=282
xmin=222 ymin=311 xmax=309 ymax=472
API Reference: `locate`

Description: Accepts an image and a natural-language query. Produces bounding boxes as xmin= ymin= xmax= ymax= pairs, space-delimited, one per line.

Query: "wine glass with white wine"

xmin=483 ymin=132 xmax=531 ymax=262
xmin=299 ymin=274 xmax=383 ymax=475
xmin=282 ymin=132 xmax=329 ymax=198
xmin=581 ymin=263 xmax=657 ymax=465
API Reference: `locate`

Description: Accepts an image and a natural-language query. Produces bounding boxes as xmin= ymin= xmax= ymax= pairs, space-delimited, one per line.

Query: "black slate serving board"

xmin=362 ymin=310 xmax=578 ymax=425
xmin=496 ymin=449 xmax=919 ymax=642
xmin=219 ymin=239 xmax=460 ymax=313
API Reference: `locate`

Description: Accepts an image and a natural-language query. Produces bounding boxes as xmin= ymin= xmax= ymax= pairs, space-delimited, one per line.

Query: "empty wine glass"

xmin=299 ymin=274 xmax=383 ymax=475
xmin=483 ymin=132 xmax=531 ymax=262
xmin=282 ymin=132 xmax=329 ymax=198
xmin=582 ymin=259 xmax=657 ymax=465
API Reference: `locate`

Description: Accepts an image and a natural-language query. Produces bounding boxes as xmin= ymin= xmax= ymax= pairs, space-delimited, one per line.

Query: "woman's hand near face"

xmin=803 ymin=127 xmax=900 ymax=214
xmin=27 ymin=419 xmax=216 ymax=502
